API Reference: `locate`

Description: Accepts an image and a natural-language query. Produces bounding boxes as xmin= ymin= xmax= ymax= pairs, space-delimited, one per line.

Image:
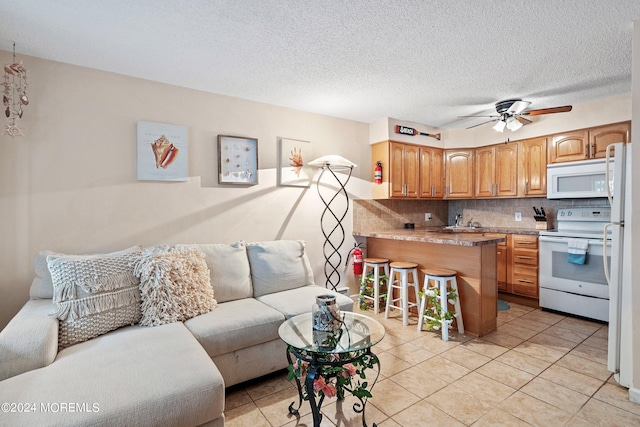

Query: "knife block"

xmin=535 ymin=221 xmax=549 ymax=230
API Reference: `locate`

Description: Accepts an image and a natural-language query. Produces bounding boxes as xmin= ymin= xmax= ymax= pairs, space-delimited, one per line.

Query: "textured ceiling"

xmin=1 ymin=0 xmax=640 ymax=129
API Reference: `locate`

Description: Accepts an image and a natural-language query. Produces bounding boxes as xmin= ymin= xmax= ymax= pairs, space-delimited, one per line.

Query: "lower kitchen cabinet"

xmin=485 ymin=233 xmax=508 ymax=290
xmin=510 ymin=235 xmax=539 ymax=298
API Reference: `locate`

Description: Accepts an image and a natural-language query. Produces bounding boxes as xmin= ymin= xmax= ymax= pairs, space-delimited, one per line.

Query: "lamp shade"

xmin=492 ymin=120 xmax=506 ymax=132
xmin=506 ymin=116 xmax=523 ymax=131
xmin=308 ymin=155 xmax=357 ymax=168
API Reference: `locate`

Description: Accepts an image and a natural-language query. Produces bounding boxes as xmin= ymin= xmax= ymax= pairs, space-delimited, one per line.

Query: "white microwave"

xmin=547 ymin=158 xmax=614 ymax=199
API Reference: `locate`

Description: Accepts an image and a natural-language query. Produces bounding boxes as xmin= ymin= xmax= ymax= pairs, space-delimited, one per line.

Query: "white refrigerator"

xmin=604 ymin=142 xmax=633 ymax=388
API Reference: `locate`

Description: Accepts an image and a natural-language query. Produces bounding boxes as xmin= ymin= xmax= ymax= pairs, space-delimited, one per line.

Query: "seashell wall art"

xmin=137 ymin=121 xmax=188 ymax=181
xmin=3 ymin=43 xmax=28 ymax=137
xmin=217 ymin=135 xmax=258 ymax=185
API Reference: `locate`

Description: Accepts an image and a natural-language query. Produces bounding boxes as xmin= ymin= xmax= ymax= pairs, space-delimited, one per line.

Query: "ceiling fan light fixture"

xmin=493 ymin=120 xmax=506 ymax=132
xmin=506 ymin=116 xmax=523 ymax=131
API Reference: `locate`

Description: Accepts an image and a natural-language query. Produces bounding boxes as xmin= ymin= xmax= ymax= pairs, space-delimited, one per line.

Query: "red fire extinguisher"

xmin=374 ymin=161 xmax=382 ymax=184
xmin=346 ymin=243 xmax=364 ymax=275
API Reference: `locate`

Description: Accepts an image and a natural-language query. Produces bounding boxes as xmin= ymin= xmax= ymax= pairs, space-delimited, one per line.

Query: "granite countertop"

xmin=427 ymin=226 xmax=542 ymax=235
xmin=353 ymin=229 xmax=507 ymax=246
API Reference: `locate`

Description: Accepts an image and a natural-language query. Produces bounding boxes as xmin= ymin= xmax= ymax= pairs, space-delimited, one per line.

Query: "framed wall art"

xmin=218 ymin=135 xmax=259 ymax=185
xmin=278 ymin=137 xmax=312 ymax=187
xmin=137 ymin=121 xmax=188 ymax=181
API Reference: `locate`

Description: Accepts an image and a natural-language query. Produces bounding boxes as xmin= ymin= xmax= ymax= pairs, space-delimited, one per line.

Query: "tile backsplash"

xmin=353 ymin=197 xmax=610 ymax=232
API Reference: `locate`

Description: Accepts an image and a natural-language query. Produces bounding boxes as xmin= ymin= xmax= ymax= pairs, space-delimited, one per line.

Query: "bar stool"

xmin=361 ymin=258 xmax=390 ymax=314
xmin=385 ymin=261 xmax=419 ymax=326
xmin=417 ymin=267 xmax=464 ymax=341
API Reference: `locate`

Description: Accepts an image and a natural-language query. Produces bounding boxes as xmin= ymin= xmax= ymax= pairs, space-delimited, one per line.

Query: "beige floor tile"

xmin=520 ymin=309 xmax=565 ymax=325
xmin=577 ymin=397 xmax=640 ymax=425
xmin=499 ymin=391 xmax=573 ymax=427
xmin=497 ymin=323 xmax=539 ymax=340
xmin=452 ymin=371 xmax=516 ymax=405
xmin=416 ymin=357 xmax=470 ymax=383
xmin=225 ymin=388 xmax=253 ymax=411
xmin=368 ymin=378 xmax=420 ymax=417
xmin=555 ymin=317 xmax=601 ymax=335
xmin=513 ymin=340 xmax=568 ymax=363
xmin=509 ymin=317 xmax=550 ymax=333
xmin=462 ymin=338 xmax=510 ymax=358
xmin=385 ymin=341 xmax=435 ymax=365
xmin=554 ymin=353 xmax=611 ymax=382
xmin=564 ymin=414 xmax=598 ymax=427
xmin=482 ymin=330 xmax=526 ymax=348
xmin=476 ymin=360 xmax=535 ymax=390
xmin=539 ymin=364 xmax=605 ymax=397
xmin=410 ymin=333 xmax=463 ymax=354
xmin=426 ymin=383 xmax=495 ymax=425
xmin=569 ymin=343 xmax=608 ymax=365
xmin=254 ymin=387 xmax=312 ymax=427
xmin=592 ymin=325 xmax=609 ymax=339
xmin=244 ymin=372 xmax=295 ymax=400
xmin=377 ymin=418 xmax=402 ymax=426
xmin=374 ymin=332 xmax=408 ymax=352
xmin=471 ymin=408 xmax=531 ymax=426
xmin=441 ymin=344 xmax=492 ymax=370
xmin=594 ymin=382 xmax=640 ymax=416
xmin=393 ymin=400 xmax=465 ymax=427
xmin=388 ymin=365 xmax=450 ymax=398
xmin=527 ymin=332 xmax=579 ymax=353
xmin=281 ymin=411 xmax=336 ymax=427
xmin=504 ymin=303 xmax=536 ymax=316
xmin=582 ymin=335 xmax=608 ymax=351
xmin=377 ymin=351 xmax=412 ymax=377
xmin=544 ymin=325 xmax=590 ymax=344
xmin=496 ymin=311 xmax=523 ymax=324
xmin=497 ymin=350 xmax=552 ymax=376
xmin=321 ymin=395 xmax=386 ymax=427
xmin=520 ymin=377 xmax=590 ymax=414
xmin=224 ymin=402 xmax=272 ymax=427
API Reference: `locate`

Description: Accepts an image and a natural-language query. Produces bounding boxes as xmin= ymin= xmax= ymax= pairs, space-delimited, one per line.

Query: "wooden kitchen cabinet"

xmin=510 ymin=235 xmax=539 ymax=298
xmin=475 ymin=143 xmax=518 ymax=198
xmin=485 ymin=233 xmax=508 ymax=291
xmin=518 ymin=137 xmax=547 ymax=197
xmin=419 ymin=146 xmax=444 ymax=198
xmin=549 ymin=130 xmax=589 ymax=163
xmin=444 ymin=149 xmax=474 ymax=199
xmin=371 ymin=141 xmax=420 ymax=199
xmin=589 ymin=121 xmax=630 ymax=159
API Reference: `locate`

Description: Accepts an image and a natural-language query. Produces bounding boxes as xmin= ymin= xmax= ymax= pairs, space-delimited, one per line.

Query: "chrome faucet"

xmin=467 ymin=218 xmax=474 ymax=227
xmin=455 ymin=212 xmax=462 ymax=227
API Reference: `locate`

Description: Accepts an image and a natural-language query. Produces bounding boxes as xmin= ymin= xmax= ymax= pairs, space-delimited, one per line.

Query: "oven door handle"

xmin=539 ymin=236 xmax=608 ymax=246
xmin=603 ymin=223 xmax=612 ymax=285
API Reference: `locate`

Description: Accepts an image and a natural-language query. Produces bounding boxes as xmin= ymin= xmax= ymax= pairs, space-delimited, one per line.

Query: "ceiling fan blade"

xmin=507 ymin=100 xmax=531 ymax=114
xmin=516 ymin=116 xmax=532 ymax=125
xmin=522 ymin=105 xmax=572 ymax=116
xmin=466 ymin=119 xmax=498 ymax=129
xmin=458 ymin=114 xmax=500 ymax=118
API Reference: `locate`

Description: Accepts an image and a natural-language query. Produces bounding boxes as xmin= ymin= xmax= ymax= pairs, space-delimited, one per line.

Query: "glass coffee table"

xmin=278 ymin=311 xmax=385 ymax=427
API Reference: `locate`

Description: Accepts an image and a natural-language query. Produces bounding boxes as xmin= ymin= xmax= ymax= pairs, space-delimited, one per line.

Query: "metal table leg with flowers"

xmin=278 ymin=301 xmax=385 ymax=427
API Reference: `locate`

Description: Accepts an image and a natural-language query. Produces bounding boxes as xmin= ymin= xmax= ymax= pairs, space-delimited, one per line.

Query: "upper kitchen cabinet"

xmin=518 ymin=137 xmax=547 ymax=197
xmin=371 ymin=141 xmax=420 ymax=199
xmin=589 ymin=121 xmax=630 ymax=158
xmin=419 ymin=146 xmax=444 ymax=198
xmin=445 ymin=149 xmax=474 ymax=199
xmin=549 ymin=121 xmax=630 ymax=163
xmin=474 ymin=142 xmax=518 ymax=198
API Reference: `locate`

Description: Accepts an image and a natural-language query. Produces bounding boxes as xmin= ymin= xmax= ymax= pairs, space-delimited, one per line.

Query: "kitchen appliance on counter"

xmin=539 ymin=207 xmax=611 ymax=322
xmin=603 ymin=142 xmax=633 ymax=390
xmin=547 ymin=158 xmax=614 ymax=199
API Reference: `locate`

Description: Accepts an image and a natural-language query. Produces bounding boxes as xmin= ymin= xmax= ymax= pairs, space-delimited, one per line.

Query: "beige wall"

xmin=0 ymin=52 xmax=372 ymax=329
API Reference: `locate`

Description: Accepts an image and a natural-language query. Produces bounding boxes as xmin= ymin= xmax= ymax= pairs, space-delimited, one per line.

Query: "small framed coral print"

xmin=218 ymin=135 xmax=259 ymax=185
xmin=137 ymin=121 xmax=188 ymax=181
xmin=278 ymin=138 xmax=312 ymax=187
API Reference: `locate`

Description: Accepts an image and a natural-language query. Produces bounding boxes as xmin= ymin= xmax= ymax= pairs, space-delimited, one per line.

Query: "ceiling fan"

xmin=460 ymin=99 xmax=573 ymax=132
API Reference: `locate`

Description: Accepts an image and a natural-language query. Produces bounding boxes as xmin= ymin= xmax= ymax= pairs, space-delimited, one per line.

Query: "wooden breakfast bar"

xmin=353 ymin=229 xmax=505 ymax=337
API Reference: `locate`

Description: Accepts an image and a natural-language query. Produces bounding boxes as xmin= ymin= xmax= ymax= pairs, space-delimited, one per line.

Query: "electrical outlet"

xmin=425 ymin=213 xmax=432 ymax=221
xmin=515 ymin=212 xmax=522 ymax=221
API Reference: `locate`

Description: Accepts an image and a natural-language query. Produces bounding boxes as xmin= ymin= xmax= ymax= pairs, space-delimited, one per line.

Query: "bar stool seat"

xmin=360 ymin=258 xmax=390 ymax=314
xmin=417 ymin=267 xmax=464 ymax=341
xmin=385 ymin=261 xmax=419 ymax=326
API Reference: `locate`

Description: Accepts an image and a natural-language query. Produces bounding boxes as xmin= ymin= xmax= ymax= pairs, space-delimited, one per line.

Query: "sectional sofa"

xmin=0 ymin=240 xmax=353 ymax=426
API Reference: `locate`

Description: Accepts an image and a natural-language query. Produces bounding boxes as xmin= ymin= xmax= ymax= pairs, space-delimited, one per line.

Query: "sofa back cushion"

xmin=182 ymin=242 xmax=253 ymax=303
xmin=247 ymin=240 xmax=315 ymax=298
xmin=30 ymin=250 xmax=60 ymax=299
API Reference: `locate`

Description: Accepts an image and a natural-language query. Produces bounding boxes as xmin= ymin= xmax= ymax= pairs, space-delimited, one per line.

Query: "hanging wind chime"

xmin=3 ymin=43 xmax=29 ymax=137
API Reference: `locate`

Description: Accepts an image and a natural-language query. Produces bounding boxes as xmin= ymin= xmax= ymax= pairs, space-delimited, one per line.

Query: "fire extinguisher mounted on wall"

xmin=374 ymin=161 xmax=382 ymax=184
xmin=346 ymin=243 xmax=363 ymax=276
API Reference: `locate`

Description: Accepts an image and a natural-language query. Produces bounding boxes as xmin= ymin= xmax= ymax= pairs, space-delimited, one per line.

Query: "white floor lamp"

xmin=308 ymin=155 xmax=357 ymax=292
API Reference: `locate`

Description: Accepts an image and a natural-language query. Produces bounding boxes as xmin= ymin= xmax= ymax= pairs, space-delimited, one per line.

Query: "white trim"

xmin=629 ymin=386 xmax=640 ymax=404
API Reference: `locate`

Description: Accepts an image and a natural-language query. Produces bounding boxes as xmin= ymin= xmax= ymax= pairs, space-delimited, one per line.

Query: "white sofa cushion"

xmin=256 ymin=285 xmax=354 ymax=319
xmin=135 ymin=246 xmax=216 ymax=326
xmin=183 ymin=241 xmax=253 ymax=303
xmin=184 ymin=298 xmax=284 ymax=357
xmin=30 ymin=250 xmax=58 ymax=299
xmin=0 ymin=323 xmax=224 ymax=427
xmin=47 ymin=246 xmax=143 ymax=348
xmin=247 ymin=240 xmax=314 ymax=298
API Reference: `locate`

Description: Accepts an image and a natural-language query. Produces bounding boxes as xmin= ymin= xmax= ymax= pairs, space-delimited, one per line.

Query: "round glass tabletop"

xmin=278 ymin=312 xmax=385 ymax=354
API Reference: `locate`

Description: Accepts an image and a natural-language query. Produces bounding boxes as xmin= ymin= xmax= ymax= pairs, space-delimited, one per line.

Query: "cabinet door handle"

xmin=525 ymin=182 xmax=529 ymax=194
xmin=517 ymin=279 xmax=534 ymax=284
xmin=432 ymin=184 xmax=435 ymax=197
xmin=516 ymin=255 xmax=535 ymax=260
xmin=518 ymin=241 xmax=534 ymax=245
xmin=585 ymin=144 xmax=589 ymax=158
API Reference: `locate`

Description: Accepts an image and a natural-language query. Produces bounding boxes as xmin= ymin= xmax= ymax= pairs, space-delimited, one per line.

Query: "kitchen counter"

xmin=355 ymin=228 xmax=500 ymax=337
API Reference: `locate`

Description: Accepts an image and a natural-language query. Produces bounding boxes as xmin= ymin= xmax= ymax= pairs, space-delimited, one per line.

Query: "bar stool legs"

xmin=385 ymin=262 xmax=419 ymax=326
xmin=360 ymin=258 xmax=389 ymax=314
xmin=417 ymin=268 xmax=464 ymax=341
